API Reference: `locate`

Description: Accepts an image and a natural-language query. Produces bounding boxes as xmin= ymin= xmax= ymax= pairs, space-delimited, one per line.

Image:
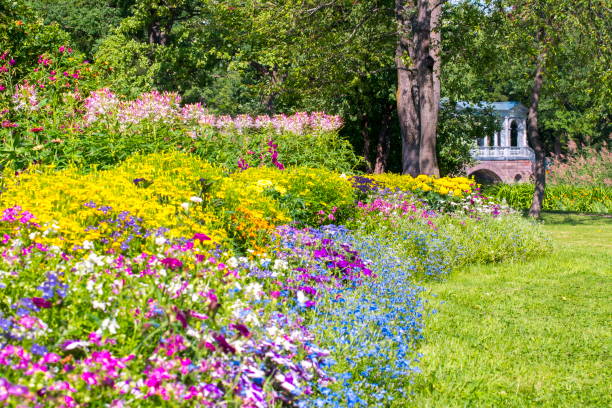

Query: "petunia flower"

xmin=31 ymin=297 xmax=52 ymax=308
xmin=193 ymin=233 xmax=211 ymax=242
xmin=161 ymin=257 xmax=182 ymax=269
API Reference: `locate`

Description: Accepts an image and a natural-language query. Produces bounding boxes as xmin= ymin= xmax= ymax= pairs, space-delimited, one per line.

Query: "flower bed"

xmin=0 ymin=153 xmax=550 ymax=406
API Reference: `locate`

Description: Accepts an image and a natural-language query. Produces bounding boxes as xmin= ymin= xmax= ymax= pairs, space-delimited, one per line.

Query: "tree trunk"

xmin=430 ymin=1 xmax=441 ymax=110
xmin=396 ymin=0 xmax=420 ymax=176
xmin=374 ymin=103 xmax=393 ymax=174
xmin=528 ymin=47 xmax=547 ymax=218
xmin=553 ymin=134 xmax=562 ymax=156
xmin=416 ymin=0 xmax=440 ymax=176
xmin=362 ymin=115 xmax=373 ymax=173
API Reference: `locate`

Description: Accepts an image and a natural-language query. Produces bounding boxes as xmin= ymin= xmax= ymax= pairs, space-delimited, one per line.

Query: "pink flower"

xmin=193 ymin=233 xmax=211 ymax=242
xmin=30 ymin=127 xmax=44 ymax=133
xmin=81 ymin=371 xmax=98 ymax=385
xmin=160 ymin=257 xmax=182 ymax=270
xmin=59 ymin=46 xmax=65 ymax=53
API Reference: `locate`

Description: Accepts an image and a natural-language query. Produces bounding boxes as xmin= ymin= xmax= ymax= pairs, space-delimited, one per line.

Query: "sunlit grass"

xmin=407 ymin=212 xmax=611 ymax=407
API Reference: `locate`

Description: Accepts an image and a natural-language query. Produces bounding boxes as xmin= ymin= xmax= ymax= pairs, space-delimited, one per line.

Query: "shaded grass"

xmin=408 ymin=212 xmax=612 ymax=407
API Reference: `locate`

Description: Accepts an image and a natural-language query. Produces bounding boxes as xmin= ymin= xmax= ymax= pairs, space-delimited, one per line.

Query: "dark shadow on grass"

xmin=534 ymin=211 xmax=612 ymax=226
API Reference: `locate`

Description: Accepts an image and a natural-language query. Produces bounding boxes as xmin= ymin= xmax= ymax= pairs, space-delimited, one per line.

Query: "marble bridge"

xmin=462 ymin=101 xmax=535 ymax=184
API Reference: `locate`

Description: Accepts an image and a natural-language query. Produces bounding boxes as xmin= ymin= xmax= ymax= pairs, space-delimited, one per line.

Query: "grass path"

xmin=410 ymin=213 xmax=611 ymax=407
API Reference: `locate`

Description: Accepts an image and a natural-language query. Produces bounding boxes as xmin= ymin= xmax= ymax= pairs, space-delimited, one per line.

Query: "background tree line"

xmin=3 ymin=0 xmax=610 ymax=214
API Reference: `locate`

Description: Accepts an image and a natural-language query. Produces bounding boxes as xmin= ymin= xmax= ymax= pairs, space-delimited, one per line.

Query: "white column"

xmin=521 ymin=119 xmax=528 ymax=147
xmin=503 ymin=117 xmax=509 ymax=146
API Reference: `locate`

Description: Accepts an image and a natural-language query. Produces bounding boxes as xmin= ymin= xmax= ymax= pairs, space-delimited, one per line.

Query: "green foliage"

xmin=434 ymin=214 xmax=551 ymax=266
xmin=59 ymin=123 xmax=358 ymax=174
xmin=0 ymin=0 xmax=72 ymax=80
xmin=488 ymin=183 xmax=612 ymax=214
xmin=92 ymin=0 xmax=223 ymax=101
xmin=448 ymin=0 xmax=611 ymax=151
xmin=436 ymin=101 xmax=500 ymax=176
xmin=26 ymin=0 xmax=129 ymax=56
xmin=93 ymin=34 xmax=159 ymax=97
xmin=357 ymin=211 xmax=550 ymax=275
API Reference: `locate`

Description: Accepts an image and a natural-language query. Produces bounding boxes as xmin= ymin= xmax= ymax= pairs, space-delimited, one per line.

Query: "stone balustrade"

xmin=471 ymin=146 xmax=535 ymax=161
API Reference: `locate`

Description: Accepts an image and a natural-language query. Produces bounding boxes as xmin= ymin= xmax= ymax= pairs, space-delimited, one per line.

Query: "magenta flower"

xmin=81 ymin=371 xmax=98 ymax=386
xmin=237 ymin=158 xmax=249 ymax=170
xmin=59 ymin=46 xmax=65 ymax=53
xmin=9 ymin=59 xmax=15 ymax=66
xmin=193 ymin=233 xmax=211 ymax=242
xmin=160 ymin=257 xmax=183 ymax=269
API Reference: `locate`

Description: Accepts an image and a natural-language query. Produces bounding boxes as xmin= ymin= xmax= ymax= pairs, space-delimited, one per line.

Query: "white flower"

xmin=296 ymin=291 xmax=307 ymax=307
xmin=64 ymin=341 xmax=90 ymax=350
xmin=101 ymin=318 xmax=119 ymax=335
xmin=266 ymin=326 xmax=279 ymax=338
xmin=245 ymin=282 xmax=263 ymax=300
xmin=92 ymin=300 xmax=108 ymax=311
xmin=189 ymin=196 xmax=203 ymax=203
xmin=83 ymin=240 xmax=94 ymax=250
xmin=181 ymin=202 xmax=190 ymax=210
xmin=86 ymin=280 xmax=95 ymax=292
xmin=273 ymin=259 xmax=288 ymax=270
xmin=155 ymin=236 xmax=166 ymax=246
xmin=227 ymin=257 xmax=239 ymax=268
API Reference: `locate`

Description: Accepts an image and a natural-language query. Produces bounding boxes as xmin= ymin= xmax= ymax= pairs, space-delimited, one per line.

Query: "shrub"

xmin=352 ymin=183 xmax=551 ymax=272
xmin=488 ymin=183 xmax=612 ymax=214
xmin=547 ymin=146 xmax=612 ymax=187
xmin=2 ymin=66 xmax=359 ymax=172
xmin=214 ymin=166 xmax=356 ymax=227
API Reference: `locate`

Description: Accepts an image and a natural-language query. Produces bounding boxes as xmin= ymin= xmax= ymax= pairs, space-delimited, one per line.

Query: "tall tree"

xmin=395 ymin=0 xmax=443 ymax=176
xmin=499 ymin=0 xmax=610 ymax=217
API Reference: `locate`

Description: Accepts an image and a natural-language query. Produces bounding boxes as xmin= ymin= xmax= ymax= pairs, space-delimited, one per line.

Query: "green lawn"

xmin=409 ymin=213 xmax=612 ymax=407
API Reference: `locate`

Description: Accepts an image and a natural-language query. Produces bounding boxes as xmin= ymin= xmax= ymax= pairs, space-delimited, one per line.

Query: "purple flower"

xmin=31 ymin=297 xmax=52 ymax=309
xmin=230 ymin=323 xmax=251 ymax=338
xmin=173 ymin=307 xmax=188 ymax=328
xmin=31 ymin=344 xmax=48 ymax=356
xmin=212 ymin=332 xmax=236 ymax=354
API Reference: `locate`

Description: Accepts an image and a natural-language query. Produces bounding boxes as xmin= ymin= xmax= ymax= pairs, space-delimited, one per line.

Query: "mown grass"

xmin=409 ymin=212 xmax=611 ymax=407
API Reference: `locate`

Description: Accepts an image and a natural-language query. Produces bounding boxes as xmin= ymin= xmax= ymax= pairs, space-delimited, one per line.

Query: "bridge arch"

xmin=468 ymin=168 xmax=503 ymax=185
xmin=467 ymin=160 xmax=534 ymax=184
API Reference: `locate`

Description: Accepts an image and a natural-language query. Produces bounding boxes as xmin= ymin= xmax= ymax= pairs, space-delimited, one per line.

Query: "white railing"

xmin=471 ymin=146 xmax=535 ymax=161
